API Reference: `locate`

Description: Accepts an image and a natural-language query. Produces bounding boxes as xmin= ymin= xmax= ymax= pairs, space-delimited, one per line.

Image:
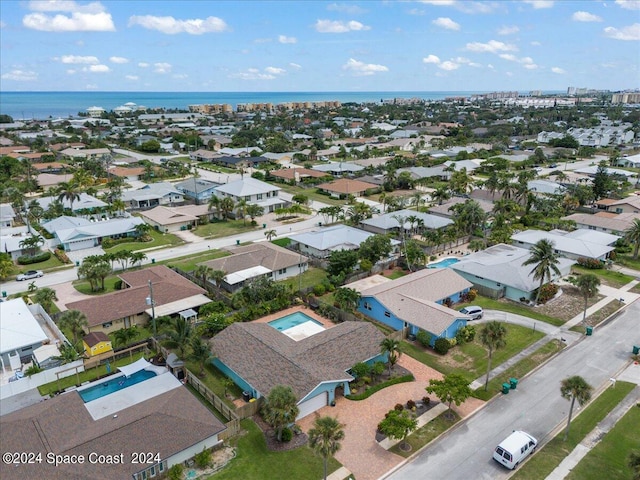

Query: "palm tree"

xmin=113 ymin=326 xmax=138 ymax=347
xmin=219 ymin=197 xmax=235 ymax=220
xmin=189 ymin=336 xmax=212 ymax=377
xmin=380 ymin=337 xmax=402 ymax=376
xmin=134 ymin=222 xmax=152 ymax=238
xmin=264 ymin=229 xmax=277 ymax=241
xmin=129 ymin=251 xmax=147 ymax=268
xmin=560 ymin=376 xmax=592 ymax=441
xmin=522 ymin=239 xmax=561 ymax=305
xmin=235 ymin=198 xmax=248 ymax=225
xmin=168 ymin=317 xmax=193 ymax=358
xmin=207 ymin=195 xmax=222 ymax=220
xmin=479 ymin=321 xmax=507 ymax=391
xmin=210 ymin=269 xmax=226 ymax=289
xmin=245 ymin=203 xmax=264 ymax=224
xmin=624 ymin=219 xmax=640 ymax=259
xmin=33 ymin=287 xmax=58 ymax=314
xmin=57 ymin=181 xmax=81 ymax=212
xmin=54 ymin=342 xmax=81 ymax=364
xmin=194 ymin=264 xmax=213 ymax=287
xmin=431 ymin=186 xmax=451 ymax=205
xmin=58 ymin=309 xmax=89 ymax=344
xmin=575 ymin=274 xmax=601 ymax=324
xmin=262 ymin=385 xmax=300 ymax=442
xmin=19 ymin=234 xmax=44 ymax=257
xmin=309 ymin=416 xmax=345 ymax=480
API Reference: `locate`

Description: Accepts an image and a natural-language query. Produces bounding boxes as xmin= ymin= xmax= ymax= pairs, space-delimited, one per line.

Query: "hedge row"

xmin=17 ymin=251 xmax=51 ymax=265
xmin=346 ymin=374 xmax=414 ymax=401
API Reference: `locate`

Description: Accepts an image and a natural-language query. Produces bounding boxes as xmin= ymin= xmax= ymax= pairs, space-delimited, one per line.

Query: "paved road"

xmin=384 ymin=298 xmax=640 ymax=480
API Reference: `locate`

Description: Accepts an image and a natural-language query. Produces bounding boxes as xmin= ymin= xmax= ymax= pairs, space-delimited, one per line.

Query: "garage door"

xmin=68 ymin=239 xmax=95 ymax=251
xmin=296 ymin=392 xmax=327 ymax=420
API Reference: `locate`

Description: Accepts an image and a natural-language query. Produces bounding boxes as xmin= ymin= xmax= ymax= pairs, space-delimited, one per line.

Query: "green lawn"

xmin=37 ymin=352 xmax=148 ymax=397
xmin=389 ymin=411 xmax=461 ymax=458
xmin=274 ymin=183 xmax=347 ymax=206
xmin=271 ymin=238 xmax=291 ymax=248
xmin=473 ymin=339 xmax=565 ymax=401
xmin=616 ymin=254 xmax=640 ymax=272
xmin=194 ymin=219 xmax=260 ymax=239
xmin=183 ymin=360 xmax=243 ymax=410
xmin=279 ymin=267 xmax=328 ymax=292
xmin=571 ymin=266 xmax=635 ymax=288
xmin=459 ymin=295 xmax=565 ymax=327
xmin=566 ymin=403 xmax=640 ymax=480
xmin=401 ymin=323 xmax=545 ymax=382
xmin=511 ymin=381 xmax=636 ymax=480
xmin=163 ymin=249 xmax=230 ymax=272
xmin=385 ymin=270 xmax=407 ymax=280
xmin=105 ymin=229 xmax=183 ymax=253
xmin=212 ymin=419 xmax=342 ymax=480
xmin=73 ymin=275 xmax=122 ymax=295
xmin=14 ymin=252 xmax=70 ymax=276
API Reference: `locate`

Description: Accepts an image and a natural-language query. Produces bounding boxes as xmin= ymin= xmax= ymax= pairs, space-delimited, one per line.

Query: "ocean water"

xmin=0 ymin=90 xmax=490 ymax=120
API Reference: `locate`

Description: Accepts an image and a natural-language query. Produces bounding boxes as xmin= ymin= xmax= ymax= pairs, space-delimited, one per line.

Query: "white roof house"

xmin=360 ymin=209 xmax=453 ymax=234
xmin=35 ymin=193 xmax=108 ymax=212
xmin=214 ymin=177 xmax=280 ymax=198
xmin=451 ymin=243 xmax=575 ymax=300
xmin=528 ymin=179 xmax=565 ymax=195
xmin=288 ymin=225 xmax=399 ymax=258
xmin=0 ymin=298 xmax=49 ymax=371
xmin=53 ymin=217 xmax=146 ymax=251
xmin=511 ymin=229 xmax=618 ymax=261
xmin=311 ymin=162 xmax=365 ymax=175
xmin=0 ymin=203 xmax=16 ymax=228
xmin=121 ymin=182 xmax=184 ymax=208
xmin=41 ymin=215 xmax=92 ymax=234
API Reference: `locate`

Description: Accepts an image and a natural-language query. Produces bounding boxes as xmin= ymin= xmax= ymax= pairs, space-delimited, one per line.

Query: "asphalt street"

xmin=385 ymin=298 xmax=640 ymax=480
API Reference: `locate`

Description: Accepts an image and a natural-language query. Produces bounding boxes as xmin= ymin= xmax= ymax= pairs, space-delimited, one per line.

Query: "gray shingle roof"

xmin=201 ymin=242 xmax=307 ymax=275
xmin=361 ymin=209 xmax=453 ymax=230
xmin=210 ymin=321 xmax=384 ymax=401
xmin=289 ymin=225 xmax=399 ymax=252
xmin=214 ymin=177 xmax=280 ymax=197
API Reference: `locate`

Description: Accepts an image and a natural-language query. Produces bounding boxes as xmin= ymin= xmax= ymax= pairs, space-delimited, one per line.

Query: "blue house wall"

xmin=302 ymin=380 xmax=349 ymax=405
xmin=212 ymin=358 xmax=259 ymax=399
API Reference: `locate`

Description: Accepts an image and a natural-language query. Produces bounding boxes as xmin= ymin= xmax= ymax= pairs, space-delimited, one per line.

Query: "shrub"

xmin=167 ymin=464 xmax=183 ymax=480
xmin=346 ymin=374 xmax=415 ymax=401
xmin=434 ymin=337 xmax=451 ymax=355
xmin=448 ymin=338 xmax=457 ymax=347
xmin=463 ymin=288 xmax=478 ymax=302
xmin=25 ymin=364 xmax=43 ymax=377
xmin=313 ymin=284 xmax=326 ymax=296
xmin=576 ymin=257 xmax=604 ymax=269
xmin=416 ymin=330 xmax=431 ymax=347
xmin=281 ymin=427 xmax=293 ymax=442
xmin=17 ymin=251 xmax=51 ymax=265
xmin=456 ymin=325 xmax=476 ymax=344
xmin=114 ymin=279 xmax=123 ymax=290
xmin=406 ymin=399 xmax=416 ymax=409
xmin=422 ymin=396 xmax=431 ymax=405
xmin=395 ymin=403 xmax=405 ymax=412
xmin=537 ymin=283 xmax=559 ymax=304
xmin=361 ymin=376 xmax=372 ymax=385
xmin=53 ymin=248 xmax=71 ymax=264
xmin=351 ymin=362 xmax=371 ymax=378
xmin=194 ymin=448 xmax=211 ymax=468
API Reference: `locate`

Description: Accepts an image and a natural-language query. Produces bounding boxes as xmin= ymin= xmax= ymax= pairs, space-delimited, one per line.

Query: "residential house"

xmin=121 ymin=182 xmax=184 ymax=209
xmin=0 ymin=380 xmax=227 ymax=480
xmin=317 ymin=178 xmax=379 ymax=198
xmin=218 ymin=147 xmax=263 ymax=157
xmin=451 ymin=243 xmax=574 ymax=301
xmin=428 ymin=197 xmax=494 ymax=219
xmin=528 ymin=179 xmax=565 ymax=196
xmin=42 ymin=216 xmax=146 ymax=251
xmin=59 ymin=147 xmax=111 ymax=160
xmin=66 ymin=265 xmax=209 ymax=335
xmin=211 ymin=320 xmax=385 ymax=419
xmin=139 ymin=205 xmax=199 ymax=233
xmin=212 ymin=177 xmax=286 ymax=213
xmin=602 ymin=196 xmax=640 ymax=214
xmin=173 ymin=177 xmax=221 ymax=203
xmin=511 ymin=229 xmax=618 ymax=261
xmin=270 ymin=167 xmax=329 ymax=184
xmin=0 ymin=298 xmax=49 ymax=372
xmin=0 ymin=203 xmax=16 ymax=228
xmin=615 ymin=153 xmax=640 ymax=168
xmin=34 ymin=193 xmax=108 ymax=214
xmin=358 ymin=269 xmax=473 ymax=345
xmin=0 ymin=229 xmax=32 ymax=262
xmin=311 ymin=162 xmax=365 ymax=176
xmin=82 ymin=332 xmax=113 ymax=357
xmin=189 ymin=149 xmax=220 ymax=162
xmin=199 ymin=243 xmax=308 ymax=292
xmin=288 ymin=225 xmax=400 ymax=259
xmin=360 ymin=209 xmax=453 ymax=235
xmin=35 ymin=173 xmax=74 ymax=192
xmin=107 ymin=166 xmax=145 ymax=182
xmin=562 ymin=211 xmax=640 ymax=235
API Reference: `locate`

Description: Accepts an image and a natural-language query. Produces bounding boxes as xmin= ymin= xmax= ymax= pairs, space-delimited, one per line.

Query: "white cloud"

xmin=418 ymin=1 xmax=456 ymax=5
xmin=603 ymin=23 xmax=640 ymax=40
xmin=499 ymin=54 xmax=517 ymax=61
xmin=84 ymin=83 xmax=98 ymax=89
xmin=128 ymin=15 xmax=229 ymax=35
xmin=423 ymin=54 xmax=441 ymax=64
xmin=83 ymin=64 xmax=110 ymax=73
xmin=154 ymin=62 xmax=172 ymax=74
xmin=1 ymin=69 xmax=38 ymax=81
xmin=138 ymin=62 xmax=149 ymax=68
xmin=342 ymin=58 xmax=388 ymax=76
xmin=523 ymin=1 xmax=554 ymax=8
xmin=572 ymin=11 xmax=602 ymax=22
xmin=289 ymin=62 xmax=302 ymax=69
xmin=433 ymin=17 xmax=460 ymax=30
xmin=439 ymin=61 xmax=460 ymax=71
xmin=416 ymin=0 xmax=496 ymax=13
xmin=497 ymin=25 xmax=519 ymax=35
xmin=499 ymin=53 xmax=538 ymax=68
xmin=530 ymin=41 xmax=542 ymax=46
xmin=27 ymin=1 xmax=106 ymax=13
xmin=23 ymin=11 xmax=115 ymax=31
xmin=466 ymin=40 xmax=517 ymax=53
xmin=408 ymin=8 xmax=425 ymax=15
xmin=265 ymin=66 xmax=286 ymax=75
xmin=615 ymin=0 xmax=640 ymax=10
xmin=109 ymin=56 xmax=129 ymax=64
xmin=230 ymin=68 xmax=276 ymax=81
xmin=173 ymin=73 xmax=188 ymax=79
xmin=278 ymin=34 xmax=297 ymax=44
xmin=314 ymin=19 xmax=371 ymax=33
xmin=66 ymin=69 xmax=75 ymax=74
xmin=125 ymin=75 xmax=139 ymax=80
xmin=551 ymin=67 xmax=566 ymax=74
xmin=60 ymin=55 xmax=99 ymax=64
xmin=327 ymin=3 xmax=366 ymax=14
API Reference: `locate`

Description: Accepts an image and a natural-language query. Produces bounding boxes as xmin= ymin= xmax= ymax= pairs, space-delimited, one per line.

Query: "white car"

xmin=459 ymin=306 xmax=483 ymax=320
xmin=16 ymin=270 xmax=44 ymax=281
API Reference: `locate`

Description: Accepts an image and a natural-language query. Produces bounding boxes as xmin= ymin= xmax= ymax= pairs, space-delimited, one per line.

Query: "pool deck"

xmin=82 ymin=369 xmax=181 ymax=420
xmin=251 ymin=305 xmax=336 ymax=329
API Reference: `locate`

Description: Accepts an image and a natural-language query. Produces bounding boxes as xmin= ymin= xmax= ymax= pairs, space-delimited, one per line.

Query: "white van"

xmin=493 ymin=430 xmax=537 ymax=469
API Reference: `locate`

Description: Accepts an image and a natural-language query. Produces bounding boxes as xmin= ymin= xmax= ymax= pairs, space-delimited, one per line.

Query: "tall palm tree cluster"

xmin=78 ymin=250 xmax=147 ymax=292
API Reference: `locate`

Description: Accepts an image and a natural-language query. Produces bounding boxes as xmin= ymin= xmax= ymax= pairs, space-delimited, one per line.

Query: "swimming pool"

xmin=269 ymin=312 xmax=324 ymax=331
xmin=427 ymin=257 xmax=460 ymax=268
xmin=78 ymin=369 xmax=157 ymax=403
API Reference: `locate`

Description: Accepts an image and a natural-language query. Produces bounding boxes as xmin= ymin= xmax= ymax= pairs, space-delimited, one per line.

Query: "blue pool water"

xmin=269 ymin=312 xmax=324 ymax=331
xmin=78 ymin=369 xmax=157 ymax=403
xmin=428 ymin=257 xmax=460 ymax=268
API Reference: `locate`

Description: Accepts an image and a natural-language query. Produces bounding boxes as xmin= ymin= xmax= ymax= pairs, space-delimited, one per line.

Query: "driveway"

xmin=297 ymin=355 xmax=484 ymax=480
xmin=52 ymin=280 xmax=93 ymax=312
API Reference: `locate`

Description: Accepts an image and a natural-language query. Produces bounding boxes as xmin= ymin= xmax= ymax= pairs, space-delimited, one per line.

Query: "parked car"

xmin=459 ymin=305 xmax=483 ymax=320
xmin=493 ymin=430 xmax=537 ymax=469
xmin=16 ymin=270 xmax=44 ymax=281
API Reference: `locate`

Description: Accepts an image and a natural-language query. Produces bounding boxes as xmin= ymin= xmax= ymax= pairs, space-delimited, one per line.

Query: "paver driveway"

xmin=298 ymin=355 xmax=484 ymax=480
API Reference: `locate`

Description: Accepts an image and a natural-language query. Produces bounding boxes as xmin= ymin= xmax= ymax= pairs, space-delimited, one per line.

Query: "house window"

xmin=159 ymin=462 xmax=164 ymax=472
xmin=257 ymin=194 xmax=263 ymax=200
xmin=150 ymin=465 xmax=156 ymax=477
xmin=21 ymin=346 xmax=31 ymax=352
xmin=363 ymin=301 xmax=371 ymax=311
xmin=278 ymin=268 xmax=287 ymax=275
xmin=245 ymin=195 xmax=251 ymax=201
xmin=615 ymin=208 xmax=623 ymax=213
xmin=102 ymin=322 xmax=112 ymax=328
xmin=384 ymin=311 xmax=391 ymax=317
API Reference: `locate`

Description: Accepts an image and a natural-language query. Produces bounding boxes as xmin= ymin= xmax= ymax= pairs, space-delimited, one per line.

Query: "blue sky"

xmin=1 ymin=0 xmax=638 ymax=92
